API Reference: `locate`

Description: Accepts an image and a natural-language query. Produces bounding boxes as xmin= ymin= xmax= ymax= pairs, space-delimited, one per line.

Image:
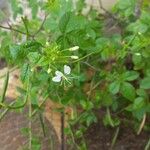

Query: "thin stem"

xmin=110 ymin=127 xmax=120 ymax=149
xmin=31 ymin=94 xmax=49 ymax=117
xmin=72 ymin=52 xmax=95 ymax=63
xmin=137 ymin=113 xmax=146 ymax=135
xmin=27 ymin=80 xmax=32 ymax=150
xmin=0 ymin=91 xmax=28 ymax=109
xmin=68 ymin=124 xmax=80 ymax=150
xmin=21 ymin=17 xmax=30 ymax=39
xmin=107 ymin=107 xmax=114 ymax=127
xmin=0 ymin=101 xmax=16 ymax=121
xmin=33 ymin=14 xmax=48 ymax=37
xmin=145 ymin=138 xmax=150 ymax=150
xmin=0 ymin=71 xmax=9 ymax=104
xmin=0 ymin=24 xmax=27 ymax=35
xmin=29 ymin=99 xmax=32 ymax=150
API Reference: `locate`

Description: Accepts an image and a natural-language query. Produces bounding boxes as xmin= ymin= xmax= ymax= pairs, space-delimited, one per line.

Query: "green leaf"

xmin=136 ymin=89 xmax=148 ymax=100
xmin=80 ymin=100 xmax=94 ymax=110
xmin=120 ymin=82 xmax=135 ymax=101
xmin=124 ymin=71 xmax=139 ymax=81
xmin=59 ymin=12 xmax=71 ymax=33
xmin=20 ymin=63 xmax=30 ymax=83
xmin=140 ymin=77 xmax=150 ymax=89
xmin=109 ymin=81 xmax=120 ymax=94
xmin=9 ymin=45 xmax=21 ymax=60
xmin=27 ymin=52 xmax=40 ymax=64
xmin=133 ymin=97 xmax=145 ymax=110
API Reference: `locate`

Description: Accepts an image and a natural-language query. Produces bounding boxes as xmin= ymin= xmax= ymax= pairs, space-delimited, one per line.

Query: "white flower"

xmin=52 ymin=65 xmax=71 ymax=83
xmin=69 ymin=46 xmax=79 ymax=51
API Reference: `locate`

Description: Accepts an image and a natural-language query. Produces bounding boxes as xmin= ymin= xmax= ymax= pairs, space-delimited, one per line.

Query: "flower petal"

xmin=64 ymin=65 xmax=71 ymax=75
xmin=52 ymin=76 xmax=61 ymax=82
xmin=55 ymin=71 xmax=63 ymax=77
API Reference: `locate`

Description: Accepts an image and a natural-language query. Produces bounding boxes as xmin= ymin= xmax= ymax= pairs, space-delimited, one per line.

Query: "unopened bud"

xmin=69 ymin=46 xmax=79 ymax=51
xmin=70 ymin=55 xmax=79 ymax=59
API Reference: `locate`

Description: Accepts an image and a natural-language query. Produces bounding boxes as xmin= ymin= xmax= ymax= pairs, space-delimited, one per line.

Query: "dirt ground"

xmin=84 ymin=110 xmax=150 ymax=150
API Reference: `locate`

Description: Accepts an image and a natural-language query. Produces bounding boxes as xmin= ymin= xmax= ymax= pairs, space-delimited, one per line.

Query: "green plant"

xmin=0 ymin=0 xmax=150 ymax=149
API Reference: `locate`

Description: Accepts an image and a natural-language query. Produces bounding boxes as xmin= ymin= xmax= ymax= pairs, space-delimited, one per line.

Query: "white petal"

xmin=64 ymin=65 xmax=71 ymax=75
xmin=52 ymin=76 xmax=61 ymax=82
xmin=55 ymin=71 xmax=63 ymax=77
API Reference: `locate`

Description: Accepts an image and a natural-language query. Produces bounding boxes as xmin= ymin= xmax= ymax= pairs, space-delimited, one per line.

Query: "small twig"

xmin=81 ymin=61 xmax=100 ymax=71
xmin=33 ymin=14 xmax=48 ymax=37
xmin=0 ymin=24 xmax=29 ymax=36
xmin=137 ymin=113 xmax=146 ymax=135
xmin=110 ymin=127 xmax=120 ymax=149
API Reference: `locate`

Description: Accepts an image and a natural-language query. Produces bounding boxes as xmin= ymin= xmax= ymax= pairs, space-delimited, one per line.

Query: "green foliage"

xmin=0 ymin=0 xmax=150 ymax=149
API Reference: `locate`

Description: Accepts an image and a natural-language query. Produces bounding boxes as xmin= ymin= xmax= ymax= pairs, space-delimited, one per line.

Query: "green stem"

xmin=145 ymin=138 xmax=150 ymax=150
xmin=107 ymin=107 xmax=114 ymax=127
xmin=72 ymin=52 xmax=95 ymax=63
xmin=21 ymin=17 xmax=29 ymax=39
xmin=29 ymin=96 xmax=32 ymax=150
xmin=0 ymin=101 xmax=16 ymax=121
xmin=0 ymin=91 xmax=28 ymax=109
xmin=31 ymin=94 xmax=49 ymax=117
xmin=0 ymin=71 xmax=9 ymax=104
xmin=110 ymin=127 xmax=120 ymax=149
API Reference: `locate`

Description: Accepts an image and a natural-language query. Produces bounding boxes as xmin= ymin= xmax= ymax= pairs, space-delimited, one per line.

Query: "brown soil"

xmin=0 ymin=58 xmax=6 ymax=69
xmin=0 ymin=103 xmax=60 ymax=150
xmin=0 ymin=98 xmax=60 ymax=150
xmin=84 ymin=111 xmax=150 ymax=150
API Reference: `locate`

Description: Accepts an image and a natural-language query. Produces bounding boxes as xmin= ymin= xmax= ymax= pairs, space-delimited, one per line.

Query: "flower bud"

xmin=47 ymin=68 xmax=52 ymax=73
xmin=69 ymin=46 xmax=79 ymax=51
xmin=70 ymin=56 xmax=79 ymax=59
